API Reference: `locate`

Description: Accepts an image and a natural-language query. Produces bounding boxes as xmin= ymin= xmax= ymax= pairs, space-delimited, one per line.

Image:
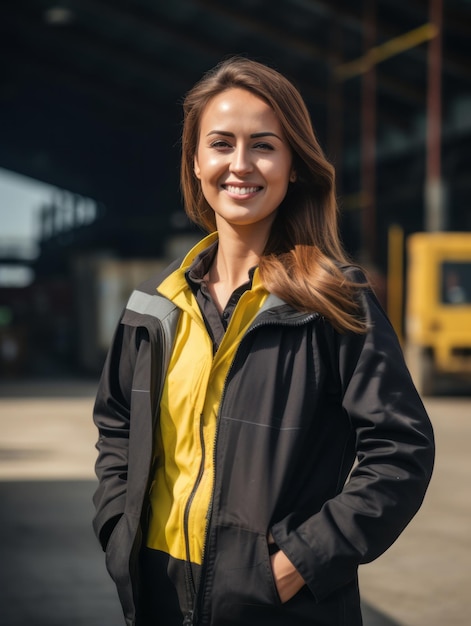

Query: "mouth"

xmin=223 ymin=184 xmax=263 ymax=196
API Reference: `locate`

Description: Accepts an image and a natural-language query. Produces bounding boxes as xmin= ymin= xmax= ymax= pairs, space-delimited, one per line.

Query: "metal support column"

xmin=425 ymin=0 xmax=446 ymax=231
xmin=361 ymin=0 xmax=377 ymax=263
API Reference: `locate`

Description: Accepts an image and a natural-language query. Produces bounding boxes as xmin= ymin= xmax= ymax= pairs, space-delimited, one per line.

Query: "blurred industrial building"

xmin=0 ymin=0 xmax=470 ymax=378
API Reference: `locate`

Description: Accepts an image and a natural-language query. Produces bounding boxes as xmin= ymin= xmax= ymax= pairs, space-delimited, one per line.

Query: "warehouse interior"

xmin=0 ymin=0 xmax=470 ymax=376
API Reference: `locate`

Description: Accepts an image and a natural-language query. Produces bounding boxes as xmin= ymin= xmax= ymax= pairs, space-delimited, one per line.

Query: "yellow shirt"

xmin=146 ymin=234 xmax=269 ymax=564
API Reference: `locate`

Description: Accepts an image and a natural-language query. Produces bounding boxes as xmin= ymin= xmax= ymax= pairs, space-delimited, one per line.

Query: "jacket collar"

xmin=156 ymin=232 xmax=320 ymax=327
xmin=180 ymin=231 xmax=219 ymax=268
xmin=158 ymin=232 xmax=266 ymax=301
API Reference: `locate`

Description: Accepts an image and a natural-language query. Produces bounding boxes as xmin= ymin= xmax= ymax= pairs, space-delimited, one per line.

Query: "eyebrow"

xmin=206 ymin=130 xmax=283 ymax=140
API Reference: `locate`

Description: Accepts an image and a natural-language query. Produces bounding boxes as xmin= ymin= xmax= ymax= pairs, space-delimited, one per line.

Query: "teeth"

xmin=226 ymin=185 xmax=260 ymax=195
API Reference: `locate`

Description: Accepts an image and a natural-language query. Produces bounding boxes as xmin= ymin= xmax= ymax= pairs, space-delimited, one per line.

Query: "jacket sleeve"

xmin=271 ymin=281 xmax=435 ymax=601
xmin=92 ymin=319 xmax=139 ymax=550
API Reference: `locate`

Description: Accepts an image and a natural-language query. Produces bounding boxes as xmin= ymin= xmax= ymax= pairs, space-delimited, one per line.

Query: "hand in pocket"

xmin=270 ymin=546 xmax=306 ymax=603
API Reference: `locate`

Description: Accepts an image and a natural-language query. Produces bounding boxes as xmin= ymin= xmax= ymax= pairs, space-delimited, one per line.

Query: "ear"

xmin=290 ymin=170 xmax=297 ymax=183
xmin=194 ymin=155 xmax=201 ymax=179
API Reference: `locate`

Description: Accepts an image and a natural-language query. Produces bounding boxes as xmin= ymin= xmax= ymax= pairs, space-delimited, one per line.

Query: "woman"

xmin=93 ymin=57 xmax=434 ymax=626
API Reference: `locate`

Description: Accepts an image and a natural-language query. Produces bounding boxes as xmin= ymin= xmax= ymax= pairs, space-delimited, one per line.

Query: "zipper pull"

xmin=183 ymin=610 xmax=194 ymax=625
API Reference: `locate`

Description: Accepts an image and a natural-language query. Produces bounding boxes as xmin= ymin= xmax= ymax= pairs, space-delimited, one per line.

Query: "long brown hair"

xmin=181 ymin=56 xmax=366 ymax=333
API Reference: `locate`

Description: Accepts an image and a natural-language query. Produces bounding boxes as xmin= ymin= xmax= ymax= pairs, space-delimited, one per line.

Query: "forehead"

xmin=199 ymin=88 xmax=281 ymax=129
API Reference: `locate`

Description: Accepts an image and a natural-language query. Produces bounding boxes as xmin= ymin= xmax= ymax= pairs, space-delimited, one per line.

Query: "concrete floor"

xmin=0 ymin=380 xmax=469 ymax=626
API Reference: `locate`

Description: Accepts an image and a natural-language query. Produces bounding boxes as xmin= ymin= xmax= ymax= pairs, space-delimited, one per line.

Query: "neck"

xmin=210 ymin=221 xmax=268 ymax=289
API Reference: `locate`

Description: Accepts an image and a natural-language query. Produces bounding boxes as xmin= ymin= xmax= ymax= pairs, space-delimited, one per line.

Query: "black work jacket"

xmin=92 ymin=262 xmax=435 ymax=626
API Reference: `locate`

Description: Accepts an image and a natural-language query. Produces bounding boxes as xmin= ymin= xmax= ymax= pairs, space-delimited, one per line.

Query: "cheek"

xmin=207 ymin=156 xmax=223 ymax=170
xmin=265 ymin=165 xmax=291 ymax=191
xmin=198 ymin=151 xmax=225 ymax=174
xmin=200 ymin=162 xmax=222 ymax=190
xmin=260 ymin=157 xmax=291 ymax=181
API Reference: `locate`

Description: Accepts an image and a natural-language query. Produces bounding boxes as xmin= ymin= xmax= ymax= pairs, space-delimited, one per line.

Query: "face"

xmin=194 ymin=88 xmax=295 ymax=234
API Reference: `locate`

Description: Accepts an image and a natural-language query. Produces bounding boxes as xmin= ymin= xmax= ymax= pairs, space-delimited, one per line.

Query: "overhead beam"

xmin=334 ymin=23 xmax=438 ymax=81
xmin=302 ymin=0 xmax=470 ymax=81
xmin=195 ymin=0 xmax=426 ymax=113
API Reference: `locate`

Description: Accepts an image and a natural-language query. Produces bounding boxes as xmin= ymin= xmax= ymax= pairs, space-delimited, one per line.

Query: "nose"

xmin=229 ymin=145 xmax=253 ymax=175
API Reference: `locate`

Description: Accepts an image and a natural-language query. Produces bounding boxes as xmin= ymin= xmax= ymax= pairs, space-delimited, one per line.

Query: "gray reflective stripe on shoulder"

xmin=126 ymin=290 xmax=177 ymax=319
xmin=257 ymin=293 xmax=286 ymax=315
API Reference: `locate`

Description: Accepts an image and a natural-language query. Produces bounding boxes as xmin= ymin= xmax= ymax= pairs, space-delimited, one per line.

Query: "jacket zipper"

xmin=183 ymin=413 xmax=206 ymax=598
xmin=191 ymin=312 xmax=319 ymax=623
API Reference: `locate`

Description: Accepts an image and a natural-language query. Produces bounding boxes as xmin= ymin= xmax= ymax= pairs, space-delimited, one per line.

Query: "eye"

xmin=209 ymin=139 xmax=233 ymax=150
xmin=253 ymin=142 xmax=274 ymax=151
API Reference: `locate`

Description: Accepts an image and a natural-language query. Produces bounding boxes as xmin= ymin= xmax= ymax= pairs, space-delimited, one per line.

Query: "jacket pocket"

xmin=209 ymin=525 xmax=280 ymax=624
xmin=206 ymin=525 xmax=362 ymax=626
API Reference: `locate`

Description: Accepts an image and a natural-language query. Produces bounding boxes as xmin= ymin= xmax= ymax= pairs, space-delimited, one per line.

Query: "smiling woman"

xmin=92 ymin=57 xmax=434 ymax=626
xmin=194 ymin=89 xmax=294 ymax=236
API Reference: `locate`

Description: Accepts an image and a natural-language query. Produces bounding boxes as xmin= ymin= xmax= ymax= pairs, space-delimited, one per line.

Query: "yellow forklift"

xmin=405 ymin=232 xmax=471 ymax=395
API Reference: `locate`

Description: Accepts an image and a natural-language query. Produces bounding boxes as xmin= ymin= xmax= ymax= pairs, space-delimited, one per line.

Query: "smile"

xmin=224 ymin=184 xmax=263 ymax=195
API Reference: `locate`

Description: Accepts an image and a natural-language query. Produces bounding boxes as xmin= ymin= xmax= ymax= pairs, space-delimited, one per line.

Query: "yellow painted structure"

xmin=406 ymin=232 xmax=471 ymax=394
